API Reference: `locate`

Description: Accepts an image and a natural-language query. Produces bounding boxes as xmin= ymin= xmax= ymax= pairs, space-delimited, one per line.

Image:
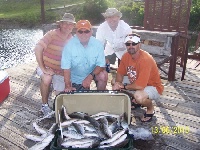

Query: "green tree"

xmin=189 ymin=0 xmax=200 ymax=31
xmin=78 ymin=0 xmax=114 ymax=25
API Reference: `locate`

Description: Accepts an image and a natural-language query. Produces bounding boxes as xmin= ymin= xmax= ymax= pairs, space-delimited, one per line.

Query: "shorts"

xmin=122 ymin=76 xmax=160 ymax=100
xmin=72 ymin=83 xmax=89 ymax=91
xmin=105 ymin=53 xmax=117 ymax=64
xmin=36 ymin=67 xmax=65 ymax=92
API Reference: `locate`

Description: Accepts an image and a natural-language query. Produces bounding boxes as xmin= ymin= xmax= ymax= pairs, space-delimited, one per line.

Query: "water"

xmin=0 ymin=28 xmax=43 ymax=70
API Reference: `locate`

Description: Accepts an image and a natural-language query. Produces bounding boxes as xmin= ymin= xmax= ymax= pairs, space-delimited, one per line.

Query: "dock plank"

xmin=1 ymin=59 xmax=200 ymax=150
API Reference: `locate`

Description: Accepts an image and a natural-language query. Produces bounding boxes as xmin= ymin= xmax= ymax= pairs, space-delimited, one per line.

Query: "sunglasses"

xmin=77 ymin=30 xmax=90 ymax=34
xmin=125 ymin=42 xmax=139 ymax=46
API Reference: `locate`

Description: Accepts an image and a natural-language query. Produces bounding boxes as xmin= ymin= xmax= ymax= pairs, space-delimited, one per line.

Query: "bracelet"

xmin=90 ymin=72 xmax=95 ymax=79
xmin=123 ymin=83 xmax=128 ymax=89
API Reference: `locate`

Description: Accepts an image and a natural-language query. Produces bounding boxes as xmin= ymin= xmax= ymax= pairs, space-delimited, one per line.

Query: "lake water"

xmin=0 ymin=28 xmax=43 ymax=70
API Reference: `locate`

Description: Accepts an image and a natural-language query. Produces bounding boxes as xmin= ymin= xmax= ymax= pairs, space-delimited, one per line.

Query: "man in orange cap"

xmin=34 ymin=13 xmax=75 ymax=117
xmin=61 ymin=20 xmax=108 ymax=91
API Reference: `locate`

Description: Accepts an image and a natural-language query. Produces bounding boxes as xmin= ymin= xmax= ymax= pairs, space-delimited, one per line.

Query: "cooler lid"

xmin=0 ymin=71 xmax=9 ymax=84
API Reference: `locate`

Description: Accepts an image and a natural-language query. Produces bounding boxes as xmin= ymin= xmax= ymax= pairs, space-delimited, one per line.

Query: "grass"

xmin=0 ymin=0 xmax=84 ymax=26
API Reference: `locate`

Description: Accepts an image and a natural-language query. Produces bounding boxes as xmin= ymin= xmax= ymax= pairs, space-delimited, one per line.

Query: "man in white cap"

xmin=34 ymin=13 xmax=76 ymax=117
xmin=96 ymin=8 xmax=132 ymax=69
xmin=112 ymin=33 xmax=164 ymax=122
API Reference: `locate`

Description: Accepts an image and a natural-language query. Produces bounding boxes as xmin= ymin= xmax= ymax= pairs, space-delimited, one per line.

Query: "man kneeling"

xmin=112 ymin=33 xmax=164 ymax=122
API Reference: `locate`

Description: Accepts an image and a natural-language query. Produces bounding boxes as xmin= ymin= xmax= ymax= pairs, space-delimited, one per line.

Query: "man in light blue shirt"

xmin=61 ymin=20 xmax=108 ymax=91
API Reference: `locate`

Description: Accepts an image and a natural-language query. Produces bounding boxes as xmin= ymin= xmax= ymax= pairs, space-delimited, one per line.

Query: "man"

xmin=61 ymin=20 xmax=108 ymax=91
xmin=34 ymin=13 xmax=75 ymax=116
xmin=96 ymin=8 xmax=132 ymax=67
xmin=112 ymin=33 xmax=164 ymax=122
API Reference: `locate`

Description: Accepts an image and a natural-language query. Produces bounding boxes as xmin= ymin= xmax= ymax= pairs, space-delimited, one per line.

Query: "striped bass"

xmin=61 ymin=105 xmax=71 ymax=121
xmin=61 ymin=138 xmax=93 ymax=147
xmin=62 ymin=130 xmax=84 ymax=139
xmin=99 ymin=134 xmax=127 ymax=148
xmin=28 ymin=134 xmax=54 ymax=150
xmin=32 ymin=122 xmax=47 ymax=135
xmin=25 ymin=134 xmax=44 ymax=142
xmin=100 ymin=129 xmax=126 ymax=145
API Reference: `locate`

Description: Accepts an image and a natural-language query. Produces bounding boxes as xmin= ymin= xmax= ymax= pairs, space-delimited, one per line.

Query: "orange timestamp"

xmin=151 ymin=126 xmax=190 ymax=134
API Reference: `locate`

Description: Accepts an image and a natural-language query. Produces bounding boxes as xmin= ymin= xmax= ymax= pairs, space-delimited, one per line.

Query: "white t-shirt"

xmin=96 ymin=20 xmax=132 ymax=59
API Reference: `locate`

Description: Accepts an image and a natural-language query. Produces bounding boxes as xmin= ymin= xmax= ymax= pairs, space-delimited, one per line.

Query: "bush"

xmin=189 ymin=0 xmax=200 ymax=31
xmin=78 ymin=0 xmax=115 ymax=25
xmin=119 ymin=1 xmax=144 ymax=26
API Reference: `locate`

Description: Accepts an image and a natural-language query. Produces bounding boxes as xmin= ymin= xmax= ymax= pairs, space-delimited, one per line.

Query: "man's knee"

xmin=134 ymin=90 xmax=148 ymax=103
xmin=96 ymin=70 xmax=108 ymax=82
xmin=41 ymin=74 xmax=52 ymax=85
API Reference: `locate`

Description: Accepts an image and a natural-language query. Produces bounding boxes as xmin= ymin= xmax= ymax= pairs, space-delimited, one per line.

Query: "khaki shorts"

xmin=122 ymin=76 xmax=160 ymax=100
xmin=36 ymin=67 xmax=65 ymax=92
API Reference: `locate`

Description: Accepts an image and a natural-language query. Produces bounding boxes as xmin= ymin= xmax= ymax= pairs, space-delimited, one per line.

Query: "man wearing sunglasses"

xmin=112 ymin=33 xmax=164 ymax=122
xmin=61 ymin=20 xmax=108 ymax=92
xmin=34 ymin=13 xmax=76 ymax=117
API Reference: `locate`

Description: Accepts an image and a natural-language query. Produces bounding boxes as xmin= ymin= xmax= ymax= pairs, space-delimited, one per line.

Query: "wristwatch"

xmin=123 ymin=83 xmax=128 ymax=89
xmin=90 ymin=72 xmax=95 ymax=79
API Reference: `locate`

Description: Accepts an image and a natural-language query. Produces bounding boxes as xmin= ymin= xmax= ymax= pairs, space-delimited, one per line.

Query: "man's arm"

xmin=63 ymin=69 xmax=71 ymax=88
xmin=34 ymin=44 xmax=45 ymax=70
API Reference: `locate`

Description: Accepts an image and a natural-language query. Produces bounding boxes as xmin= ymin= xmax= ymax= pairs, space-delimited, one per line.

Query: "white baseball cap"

xmin=124 ymin=33 xmax=141 ymax=43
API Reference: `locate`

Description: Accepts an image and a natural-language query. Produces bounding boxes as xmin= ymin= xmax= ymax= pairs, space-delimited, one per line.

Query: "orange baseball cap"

xmin=76 ymin=20 xmax=92 ymax=31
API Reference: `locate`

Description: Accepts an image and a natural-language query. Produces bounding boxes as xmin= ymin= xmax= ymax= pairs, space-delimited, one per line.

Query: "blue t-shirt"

xmin=61 ymin=35 xmax=105 ymax=84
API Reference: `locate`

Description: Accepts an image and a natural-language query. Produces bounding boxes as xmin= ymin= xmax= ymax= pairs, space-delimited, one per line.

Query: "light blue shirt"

xmin=61 ymin=35 xmax=105 ymax=84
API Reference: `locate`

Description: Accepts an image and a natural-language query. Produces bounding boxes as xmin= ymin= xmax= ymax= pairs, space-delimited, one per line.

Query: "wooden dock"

xmin=0 ymin=59 xmax=200 ymax=150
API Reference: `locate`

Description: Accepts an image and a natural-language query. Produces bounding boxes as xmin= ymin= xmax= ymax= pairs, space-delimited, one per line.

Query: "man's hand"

xmin=64 ymin=86 xmax=76 ymax=92
xmin=43 ymin=68 xmax=54 ymax=76
xmin=82 ymin=74 xmax=93 ymax=89
xmin=112 ymin=82 xmax=124 ymax=90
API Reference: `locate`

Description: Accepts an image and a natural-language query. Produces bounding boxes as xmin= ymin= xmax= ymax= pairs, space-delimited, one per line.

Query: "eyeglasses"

xmin=77 ymin=30 xmax=90 ymax=34
xmin=125 ymin=42 xmax=139 ymax=46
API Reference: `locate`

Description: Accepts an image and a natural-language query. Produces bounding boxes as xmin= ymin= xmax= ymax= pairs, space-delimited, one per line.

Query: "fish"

xmin=48 ymin=123 xmax=58 ymax=134
xmin=61 ymin=138 xmax=94 ymax=148
xmin=61 ymin=105 xmax=71 ymax=121
xmin=99 ymin=133 xmax=127 ymax=148
xmin=84 ymin=124 xmax=96 ymax=132
xmin=106 ymin=115 xmax=117 ymax=123
xmin=74 ymin=119 xmax=90 ymax=124
xmin=100 ymin=129 xmax=126 ymax=145
xmin=61 ymin=118 xmax=78 ymax=127
xmin=72 ymin=122 xmax=85 ymax=135
xmin=109 ymin=120 xmax=120 ymax=133
xmin=70 ymin=138 xmax=101 ymax=148
xmin=84 ymin=131 xmax=99 ymax=137
xmin=99 ymin=117 xmax=108 ymax=126
xmin=28 ymin=134 xmax=54 ymax=150
xmin=32 ymin=122 xmax=47 ymax=135
xmin=91 ymin=112 xmax=109 ymax=117
xmin=25 ymin=134 xmax=44 ymax=142
xmin=110 ymin=139 xmax=129 ymax=148
xmin=84 ymin=115 xmax=100 ymax=128
xmin=62 ymin=130 xmax=84 ymax=139
xmin=69 ymin=112 xmax=87 ymax=119
xmin=101 ymin=123 xmax=112 ymax=138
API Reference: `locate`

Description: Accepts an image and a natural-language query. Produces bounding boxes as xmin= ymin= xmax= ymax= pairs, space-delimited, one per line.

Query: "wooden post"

xmin=40 ymin=0 xmax=45 ymax=24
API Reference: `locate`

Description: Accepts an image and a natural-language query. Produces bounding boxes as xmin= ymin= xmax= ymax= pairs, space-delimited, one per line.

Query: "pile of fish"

xmin=25 ymin=122 xmax=58 ymax=150
xmin=55 ymin=105 xmax=132 ymax=149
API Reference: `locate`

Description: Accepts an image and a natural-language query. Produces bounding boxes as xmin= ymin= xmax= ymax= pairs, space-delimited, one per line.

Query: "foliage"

xmin=189 ymin=0 xmax=200 ymax=31
xmin=119 ymin=1 xmax=144 ymax=26
xmin=77 ymin=0 xmax=115 ymax=25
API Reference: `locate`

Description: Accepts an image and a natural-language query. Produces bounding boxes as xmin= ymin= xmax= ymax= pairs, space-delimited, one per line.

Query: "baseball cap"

xmin=124 ymin=33 xmax=141 ymax=43
xmin=76 ymin=20 xmax=92 ymax=31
